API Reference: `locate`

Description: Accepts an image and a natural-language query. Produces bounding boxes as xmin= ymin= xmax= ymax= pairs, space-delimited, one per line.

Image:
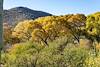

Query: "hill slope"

xmin=3 ymin=7 xmax=52 ymax=25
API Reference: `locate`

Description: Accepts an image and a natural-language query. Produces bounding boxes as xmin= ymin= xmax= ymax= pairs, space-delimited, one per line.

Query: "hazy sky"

xmin=4 ymin=0 xmax=100 ymax=15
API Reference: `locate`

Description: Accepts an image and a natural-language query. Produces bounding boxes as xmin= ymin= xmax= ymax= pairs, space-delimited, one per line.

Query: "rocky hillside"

xmin=3 ymin=7 xmax=52 ymax=25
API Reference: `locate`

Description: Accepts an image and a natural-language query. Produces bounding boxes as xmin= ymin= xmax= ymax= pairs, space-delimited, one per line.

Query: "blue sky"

xmin=4 ymin=0 xmax=100 ymax=15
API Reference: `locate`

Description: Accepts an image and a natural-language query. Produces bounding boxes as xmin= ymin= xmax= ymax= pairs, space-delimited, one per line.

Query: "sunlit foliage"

xmin=86 ymin=12 xmax=100 ymax=42
xmin=12 ymin=14 xmax=86 ymax=45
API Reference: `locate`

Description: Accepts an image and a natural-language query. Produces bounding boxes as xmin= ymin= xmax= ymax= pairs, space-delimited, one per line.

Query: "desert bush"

xmin=1 ymin=42 xmax=44 ymax=67
xmin=86 ymin=57 xmax=100 ymax=67
xmin=85 ymin=51 xmax=100 ymax=67
xmin=2 ymin=37 xmax=100 ymax=67
xmin=35 ymin=37 xmax=90 ymax=67
xmin=1 ymin=37 xmax=71 ymax=67
xmin=36 ymin=37 xmax=69 ymax=67
xmin=62 ymin=47 xmax=89 ymax=67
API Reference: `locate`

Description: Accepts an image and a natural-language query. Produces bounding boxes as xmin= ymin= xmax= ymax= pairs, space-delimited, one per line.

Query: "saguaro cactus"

xmin=0 ymin=0 xmax=3 ymax=50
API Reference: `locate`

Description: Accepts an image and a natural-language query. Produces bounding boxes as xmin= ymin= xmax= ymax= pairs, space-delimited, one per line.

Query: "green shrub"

xmin=2 ymin=37 xmax=100 ymax=67
xmin=1 ymin=42 xmax=44 ymax=67
xmin=85 ymin=50 xmax=100 ymax=67
xmin=63 ymin=47 xmax=88 ymax=67
xmin=34 ymin=37 xmax=89 ymax=67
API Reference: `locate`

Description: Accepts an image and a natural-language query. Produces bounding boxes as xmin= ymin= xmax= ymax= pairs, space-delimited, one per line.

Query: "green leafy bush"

xmin=2 ymin=37 xmax=90 ymax=67
xmin=63 ymin=47 xmax=88 ymax=67
xmin=1 ymin=42 xmax=44 ymax=67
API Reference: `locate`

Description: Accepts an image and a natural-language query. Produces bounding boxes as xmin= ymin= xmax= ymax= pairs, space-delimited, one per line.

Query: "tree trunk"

xmin=0 ymin=0 xmax=3 ymax=50
xmin=0 ymin=0 xmax=3 ymax=66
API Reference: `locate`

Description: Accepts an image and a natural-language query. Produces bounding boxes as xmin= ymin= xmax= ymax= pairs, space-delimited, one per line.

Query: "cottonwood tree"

xmin=86 ymin=12 xmax=100 ymax=43
xmin=63 ymin=14 xmax=86 ymax=43
xmin=12 ymin=14 xmax=86 ymax=45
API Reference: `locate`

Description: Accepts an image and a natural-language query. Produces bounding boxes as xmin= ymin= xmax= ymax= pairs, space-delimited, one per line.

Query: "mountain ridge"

xmin=3 ymin=6 xmax=52 ymax=25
